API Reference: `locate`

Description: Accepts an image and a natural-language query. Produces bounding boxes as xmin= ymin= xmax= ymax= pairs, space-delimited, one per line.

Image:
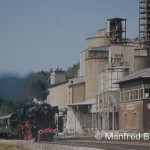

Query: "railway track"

xmin=38 ymin=139 xmax=150 ymax=150
xmin=1 ymin=136 xmax=150 ymax=150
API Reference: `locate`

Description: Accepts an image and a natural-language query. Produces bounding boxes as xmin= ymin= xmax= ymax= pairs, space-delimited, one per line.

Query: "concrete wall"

xmin=72 ymin=83 xmax=85 ymax=104
xmin=68 ymin=82 xmax=85 ymax=105
xmin=47 ymin=81 xmax=69 ymax=110
xmin=86 ymin=28 xmax=108 ymax=49
xmin=66 ymin=107 xmax=76 ymax=133
xmin=68 ymin=77 xmax=84 ymax=86
xmin=124 ymin=46 xmax=135 ymax=74
xmin=51 ymin=71 xmax=66 ymax=85
xmin=134 ymin=56 xmax=150 ymax=72
xmin=47 ymin=77 xmax=86 ymax=133
xmin=86 ymin=37 xmax=108 ymax=49
xmin=134 ymin=48 xmax=150 ymax=72
xmin=99 ymin=68 xmax=128 ymax=94
xmin=68 ymin=77 xmax=85 ymax=104
xmin=48 ymin=77 xmax=85 ymax=109
xmin=109 ymin=45 xmax=150 ymax=74
xmin=79 ymin=51 xmax=85 ymax=77
xmin=109 ymin=45 xmax=135 ymax=74
xmin=97 ymin=29 xmax=106 ymax=36
xmin=66 ymin=107 xmax=84 ymax=133
xmin=85 ymin=50 xmax=108 ymax=101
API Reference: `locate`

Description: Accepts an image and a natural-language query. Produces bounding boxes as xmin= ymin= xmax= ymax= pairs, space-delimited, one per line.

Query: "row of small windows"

xmin=121 ymin=89 xmax=144 ymax=101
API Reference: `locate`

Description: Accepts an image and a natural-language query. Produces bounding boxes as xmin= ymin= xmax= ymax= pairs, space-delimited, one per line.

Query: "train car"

xmin=17 ymin=101 xmax=58 ymax=141
xmin=0 ymin=113 xmax=18 ymax=138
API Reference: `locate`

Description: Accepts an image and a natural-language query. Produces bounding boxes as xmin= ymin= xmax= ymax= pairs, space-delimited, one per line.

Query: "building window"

xmin=148 ymin=104 xmax=150 ymax=109
xmin=121 ymin=92 xmax=124 ymax=102
xmin=133 ymin=113 xmax=137 ymax=129
xmin=139 ymin=89 xmax=143 ymax=99
xmin=122 ymin=88 xmax=144 ymax=101
xmin=69 ymin=92 xmax=70 ymax=98
xmin=130 ymin=91 xmax=134 ymax=100
xmin=123 ymin=91 xmax=129 ymax=101
xmin=148 ymin=122 xmax=150 ymax=129
xmin=145 ymin=88 xmax=150 ymax=98
xmin=134 ymin=90 xmax=138 ymax=100
xmin=124 ymin=114 xmax=127 ymax=129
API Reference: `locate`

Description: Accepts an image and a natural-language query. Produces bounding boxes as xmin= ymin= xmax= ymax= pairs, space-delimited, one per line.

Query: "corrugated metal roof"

xmin=116 ymin=68 xmax=150 ymax=84
xmin=68 ymin=98 xmax=96 ymax=106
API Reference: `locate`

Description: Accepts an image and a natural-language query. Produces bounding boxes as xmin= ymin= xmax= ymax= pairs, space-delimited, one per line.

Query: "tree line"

xmin=0 ymin=63 xmax=79 ymax=115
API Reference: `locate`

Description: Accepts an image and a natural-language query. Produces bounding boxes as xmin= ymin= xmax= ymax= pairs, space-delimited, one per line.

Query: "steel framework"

xmin=139 ymin=0 xmax=150 ymax=46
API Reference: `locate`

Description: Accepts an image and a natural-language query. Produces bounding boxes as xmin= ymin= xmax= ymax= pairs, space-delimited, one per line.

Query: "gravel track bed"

xmin=0 ymin=139 xmax=104 ymax=150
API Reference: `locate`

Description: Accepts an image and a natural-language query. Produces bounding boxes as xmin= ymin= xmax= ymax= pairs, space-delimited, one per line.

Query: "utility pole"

xmin=112 ymin=98 xmax=115 ymax=133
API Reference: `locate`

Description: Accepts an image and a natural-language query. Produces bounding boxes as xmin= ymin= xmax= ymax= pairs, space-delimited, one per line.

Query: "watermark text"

xmin=95 ymin=132 xmax=150 ymax=140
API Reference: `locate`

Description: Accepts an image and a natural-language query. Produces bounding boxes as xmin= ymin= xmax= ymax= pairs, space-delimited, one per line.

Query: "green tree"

xmin=55 ymin=67 xmax=64 ymax=72
xmin=37 ymin=71 xmax=50 ymax=81
xmin=66 ymin=63 xmax=79 ymax=79
xmin=1 ymin=100 xmax=14 ymax=115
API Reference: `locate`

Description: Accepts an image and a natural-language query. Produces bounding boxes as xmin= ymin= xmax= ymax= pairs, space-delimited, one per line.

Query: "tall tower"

xmin=139 ymin=0 xmax=150 ymax=46
xmin=106 ymin=18 xmax=127 ymax=44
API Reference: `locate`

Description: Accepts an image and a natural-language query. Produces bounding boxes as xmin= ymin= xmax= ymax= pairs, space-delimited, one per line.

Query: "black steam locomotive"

xmin=0 ymin=101 xmax=58 ymax=141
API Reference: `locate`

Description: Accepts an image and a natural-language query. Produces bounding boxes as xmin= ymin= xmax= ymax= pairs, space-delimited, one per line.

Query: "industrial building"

xmin=47 ymin=0 xmax=150 ymax=134
xmin=47 ymin=71 xmax=86 ymax=133
xmin=118 ymin=68 xmax=150 ymax=133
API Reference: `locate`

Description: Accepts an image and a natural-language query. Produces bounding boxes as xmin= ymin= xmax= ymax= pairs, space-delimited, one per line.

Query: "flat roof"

xmin=68 ymin=98 xmax=96 ymax=106
xmin=107 ymin=17 xmax=127 ymax=21
xmin=49 ymin=80 xmax=68 ymax=88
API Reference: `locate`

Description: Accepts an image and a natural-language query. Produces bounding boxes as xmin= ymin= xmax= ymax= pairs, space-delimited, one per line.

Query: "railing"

xmin=86 ymin=32 xmax=106 ymax=39
xmin=85 ymin=33 xmax=97 ymax=39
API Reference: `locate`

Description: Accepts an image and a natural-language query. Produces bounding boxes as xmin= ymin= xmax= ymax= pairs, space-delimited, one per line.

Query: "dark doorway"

xmin=58 ymin=116 xmax=63 ymax=132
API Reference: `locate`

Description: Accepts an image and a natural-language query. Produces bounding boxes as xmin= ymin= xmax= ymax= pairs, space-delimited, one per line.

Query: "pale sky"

xmin=0 ymin=0 xmax=138 ymax=75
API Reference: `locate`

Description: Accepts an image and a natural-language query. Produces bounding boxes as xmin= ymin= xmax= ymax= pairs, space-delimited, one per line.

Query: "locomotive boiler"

xmin=0 ymin=101 xmax=58 ymax=141
xmin=18 ymin=101 xmax=58 ymax=141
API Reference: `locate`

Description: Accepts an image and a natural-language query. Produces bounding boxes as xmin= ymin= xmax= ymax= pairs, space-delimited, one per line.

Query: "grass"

xmin=0 ymin=143 xmax=30 ymax=150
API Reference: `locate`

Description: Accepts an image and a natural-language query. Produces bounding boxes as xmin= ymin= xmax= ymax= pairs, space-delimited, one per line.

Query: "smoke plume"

xmin=22 ymin=73 xmax=49 ymax=101
xmin=0 ymin=72 xmax=49 ymax=101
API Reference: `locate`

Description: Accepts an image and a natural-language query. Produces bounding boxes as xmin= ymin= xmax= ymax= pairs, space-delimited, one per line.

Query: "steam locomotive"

xmin=0 ymin=101 xmax=58 ymax=141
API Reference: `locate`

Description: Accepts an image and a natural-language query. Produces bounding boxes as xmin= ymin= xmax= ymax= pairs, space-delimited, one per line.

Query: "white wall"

xmin=66 ymin=107 xmax=83 ymax=133
xmin=79 ymin=51 xmax=85 ymax=77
